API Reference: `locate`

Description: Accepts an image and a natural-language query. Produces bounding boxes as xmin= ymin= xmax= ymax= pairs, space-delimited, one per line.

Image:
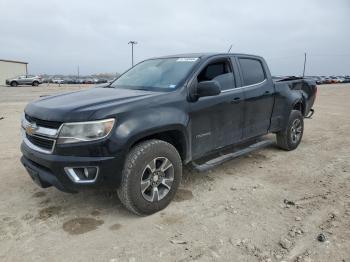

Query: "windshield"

xmin=111 ymin=57 xmax=199 ymax=91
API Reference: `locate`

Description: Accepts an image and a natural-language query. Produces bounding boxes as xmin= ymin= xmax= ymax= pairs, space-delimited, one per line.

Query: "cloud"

xmin=0 ymin=0 xmax=349 ymax=75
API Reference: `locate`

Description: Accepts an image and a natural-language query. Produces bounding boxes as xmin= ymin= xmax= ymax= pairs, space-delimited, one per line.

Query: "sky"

xmin=0 ymin=0 xmax=349 ymax=76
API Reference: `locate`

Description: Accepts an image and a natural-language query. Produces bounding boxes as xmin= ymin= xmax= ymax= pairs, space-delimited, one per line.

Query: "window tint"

xmin=197 ymin=60 xmax=235 ymax=90
xmin=239 ymin=58 xmax=265 ymax=86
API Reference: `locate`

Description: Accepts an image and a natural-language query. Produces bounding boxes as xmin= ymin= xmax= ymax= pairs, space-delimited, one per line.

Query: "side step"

xmin=191 ymin=140 xmax=274 ymax=172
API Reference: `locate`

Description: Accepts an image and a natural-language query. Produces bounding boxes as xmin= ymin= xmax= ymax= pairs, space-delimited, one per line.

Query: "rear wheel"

xmin=276 ymin=110 xmax=304 ymax=151
xmin=117 ymin=139 xmax=182 ymax=216
xmin=10 ymin=81 xmax=18 ymax=87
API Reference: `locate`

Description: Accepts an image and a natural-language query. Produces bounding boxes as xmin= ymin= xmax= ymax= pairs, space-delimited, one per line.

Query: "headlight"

xmin=57 ymin=118 xmax=115 ymax=144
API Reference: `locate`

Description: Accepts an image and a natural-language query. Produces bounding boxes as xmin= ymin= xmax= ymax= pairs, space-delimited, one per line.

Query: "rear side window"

xmin=238 ymin=58 xmax=265 ymax=86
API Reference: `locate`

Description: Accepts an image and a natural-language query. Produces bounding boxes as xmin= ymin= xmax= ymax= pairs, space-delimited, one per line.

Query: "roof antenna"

xmin=227 ymin=44 xmax=233 ymax=53
xmin=302 ymin=52 xmax=307 ymax=78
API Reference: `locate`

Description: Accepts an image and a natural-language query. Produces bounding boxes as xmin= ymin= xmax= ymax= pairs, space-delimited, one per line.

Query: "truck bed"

xmin=274 ymin=77 xmax=317 ymax=117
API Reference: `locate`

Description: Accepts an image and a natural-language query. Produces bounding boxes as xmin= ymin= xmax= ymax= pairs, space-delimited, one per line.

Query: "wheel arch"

xmin=126 ymin=126 xmax=189 ymax=163
xmin=292 ymin=100 xmax=305 ymax=115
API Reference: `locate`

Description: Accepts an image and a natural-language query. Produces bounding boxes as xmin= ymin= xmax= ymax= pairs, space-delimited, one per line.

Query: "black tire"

xmin=276 ymin=110 xmax=304 ymax=151
xmin=10 ymin=81 xmax=18 ymax=87
xmin=117 ymin=139 xmax=182 ymax=216
xmin=32 ymin=81 xmax=39 ymax=86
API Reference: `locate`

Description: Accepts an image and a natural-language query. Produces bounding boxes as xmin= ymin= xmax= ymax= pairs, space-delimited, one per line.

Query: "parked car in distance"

xmin=312 ymin=76 xmax=322 ymax=85
xmin=83 ymin=78 xmax=94 ymax=84
xmin=52 ymin=79 xmax=64 ymax=84
xmin=337 ymin=76 xmax=345 ymax=83
xmin=323 ymin=77 xmax=333 ymax=84
xmin=95 ymin=78 xmax=108 ymax=84
xmin=329 ymin=76 xmax=341 ymax=83
xmin=319 ymin=76 xmax=327 ymax=84
xmin=6 ymin=75 xmax=42 ymax=87
xmin=61 ymin=78 xmax=78 ymax=84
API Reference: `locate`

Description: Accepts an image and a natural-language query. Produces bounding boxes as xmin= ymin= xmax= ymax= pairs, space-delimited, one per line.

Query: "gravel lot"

xmin=0 ymin=84 xmax=349 ymax=262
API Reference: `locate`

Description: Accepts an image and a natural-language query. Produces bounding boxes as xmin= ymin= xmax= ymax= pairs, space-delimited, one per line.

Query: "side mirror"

xmin=196 ymin=80 xmax=221 ymax=98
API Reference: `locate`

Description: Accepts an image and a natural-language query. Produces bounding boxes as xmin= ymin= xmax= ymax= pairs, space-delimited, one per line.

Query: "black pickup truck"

xmin=21 ymin=53 xmax=316 ymax=215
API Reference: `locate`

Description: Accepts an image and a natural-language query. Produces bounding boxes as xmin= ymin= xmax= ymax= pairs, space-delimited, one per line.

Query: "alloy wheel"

xmin=140 ymin=157 xmax=174 ymax=202
xmin=290 ymin=118 xmax=302 ymax=143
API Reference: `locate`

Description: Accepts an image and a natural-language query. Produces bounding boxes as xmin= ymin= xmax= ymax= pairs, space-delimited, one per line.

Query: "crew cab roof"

xmin=152 ymin=53 xmax=264 ymax=60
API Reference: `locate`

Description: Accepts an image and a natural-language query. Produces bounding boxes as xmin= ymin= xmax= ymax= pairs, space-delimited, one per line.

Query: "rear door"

xmin=236 ymin=57 xmax=274 ymax=139
xmin=25 ymin=75 xmax=34 ymax=84
xmin=189 ymin=56 xmax=244 ymax=159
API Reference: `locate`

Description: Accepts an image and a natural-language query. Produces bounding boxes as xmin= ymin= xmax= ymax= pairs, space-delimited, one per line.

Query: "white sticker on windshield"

xmin=169 ymin=84 xmax=176 ymax=88
xmin=176 ymin=58 xmax=199 ymax=62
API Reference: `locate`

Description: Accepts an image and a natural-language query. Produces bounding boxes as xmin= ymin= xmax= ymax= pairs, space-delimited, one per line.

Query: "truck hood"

xmin=25 ymin=87 xmax=160 ymax=122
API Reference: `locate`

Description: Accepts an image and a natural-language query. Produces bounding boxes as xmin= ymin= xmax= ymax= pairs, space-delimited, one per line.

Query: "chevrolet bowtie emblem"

xmin=25 ymin=122 xmax=38 ymax=135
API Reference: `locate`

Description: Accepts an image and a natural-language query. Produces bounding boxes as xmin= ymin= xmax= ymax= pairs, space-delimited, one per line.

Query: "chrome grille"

xmin=25 ymin=114 xmax=62 ymax=129
xmin=22 ymin=114 xmax=61 ymax=154
xmin=26 ymin=134 xmax=55 ymax=150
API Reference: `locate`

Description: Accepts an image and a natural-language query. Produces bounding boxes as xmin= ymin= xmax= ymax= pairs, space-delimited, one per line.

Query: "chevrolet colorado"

xmin=20 ymin=53 xmax=316 ymax=215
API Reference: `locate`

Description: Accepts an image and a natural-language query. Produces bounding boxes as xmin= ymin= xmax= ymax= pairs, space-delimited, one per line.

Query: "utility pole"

xmin=128 ymin=41 xmax=137 ymax=67
xmin=302 ymin=52 xmax=307 ymax=77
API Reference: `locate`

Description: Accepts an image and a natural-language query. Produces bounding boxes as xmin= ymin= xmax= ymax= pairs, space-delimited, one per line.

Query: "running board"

xmin=191 ymin=140 xmax=274 ymax=172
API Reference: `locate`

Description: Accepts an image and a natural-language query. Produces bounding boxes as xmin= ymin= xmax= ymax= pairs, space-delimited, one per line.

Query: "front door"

xmin=189 ymin=57 xmax=244 ymax=159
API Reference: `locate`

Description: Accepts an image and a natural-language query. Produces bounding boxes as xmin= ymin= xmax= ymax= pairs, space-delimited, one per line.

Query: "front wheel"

xmin=117 ymin=139 xmax=182 ymax=216
xmin=10 ymin=81 xmax=18 ymax=87
xmin=32 ymin=81 xmax=39 ymax=86
xmin=276 ymin=110 xmax=304 ymax=151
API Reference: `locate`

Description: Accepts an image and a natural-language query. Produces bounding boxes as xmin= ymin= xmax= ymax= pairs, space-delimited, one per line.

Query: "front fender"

xmin=111 ymin=106 xmax=189 ymax=154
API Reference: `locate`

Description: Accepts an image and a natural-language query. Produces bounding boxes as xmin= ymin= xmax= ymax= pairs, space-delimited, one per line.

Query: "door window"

xmin=197 ymin=60 xmax=235 ymax=90
xmin=238 ymin=58 xmax=266 ymax=86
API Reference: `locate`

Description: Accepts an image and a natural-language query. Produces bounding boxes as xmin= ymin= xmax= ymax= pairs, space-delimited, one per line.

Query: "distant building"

xmin=0 ymin=59 xmax=28 ymax=85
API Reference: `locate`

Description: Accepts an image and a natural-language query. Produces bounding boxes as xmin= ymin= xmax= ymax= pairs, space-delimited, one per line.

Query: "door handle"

xmin=231 ymin=97 xmax=241 ymax=104
xmin=264 ymin=91 xmax=270 ymax=94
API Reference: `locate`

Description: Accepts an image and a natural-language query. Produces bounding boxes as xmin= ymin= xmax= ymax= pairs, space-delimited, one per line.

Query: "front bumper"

xmin=21 ymin=142 xmax=125 ymax=193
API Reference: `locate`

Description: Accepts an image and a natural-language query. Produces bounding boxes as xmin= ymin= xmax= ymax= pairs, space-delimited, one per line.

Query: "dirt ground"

xmin=0 ymin=83 xmax=349 ymax=262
